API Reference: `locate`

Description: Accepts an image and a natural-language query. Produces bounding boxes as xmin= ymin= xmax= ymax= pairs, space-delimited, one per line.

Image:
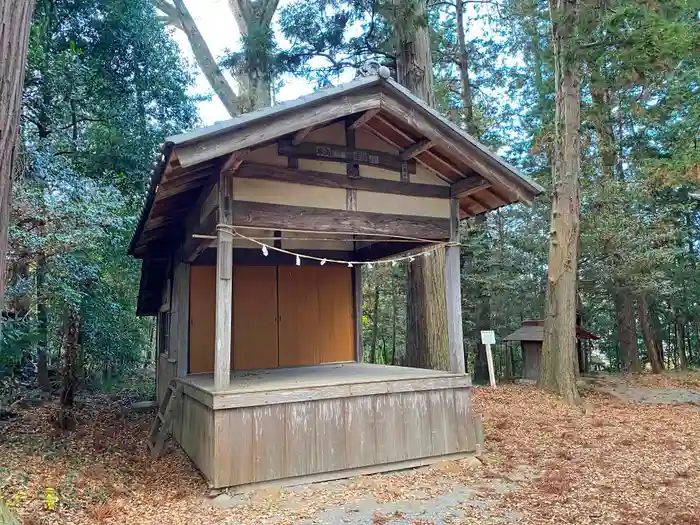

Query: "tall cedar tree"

xmin=0 ymin=0 xmax=35 ymax=311
xmin=539 ymin=0 xmax=580 ymax=403
xmin=388 ymin=0 xmax=451 ymax=371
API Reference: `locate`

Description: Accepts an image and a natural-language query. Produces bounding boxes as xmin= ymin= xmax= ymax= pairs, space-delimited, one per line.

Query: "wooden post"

xmin=353 ymin=266 xmax=363 ymax=363
xmin=445 ymin=198 xmax=465 ymax=374
xmin=214 ymin=171 xmax=233 ymax=390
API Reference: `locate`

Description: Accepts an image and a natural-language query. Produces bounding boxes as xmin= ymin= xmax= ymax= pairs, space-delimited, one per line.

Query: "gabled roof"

xmin=129 ymin=74 xmax=544 ymax=258
xmin=503 ymin=320 xmax=599 ymax=342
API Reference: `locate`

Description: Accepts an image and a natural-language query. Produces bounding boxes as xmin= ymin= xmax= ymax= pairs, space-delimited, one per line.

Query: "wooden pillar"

xmin=353 ymin=265 xmax=363 ymax=362
xmin=214 ymin=171 xmax=234 ymax=390
xmin=445 ymin=198 xmax=465 ymax=374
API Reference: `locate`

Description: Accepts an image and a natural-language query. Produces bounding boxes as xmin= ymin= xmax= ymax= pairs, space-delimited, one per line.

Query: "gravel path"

xmin=209 ymin=463 xmax=535 ymax=525
xmin=582 ymin=374 xmax=700 ymax=405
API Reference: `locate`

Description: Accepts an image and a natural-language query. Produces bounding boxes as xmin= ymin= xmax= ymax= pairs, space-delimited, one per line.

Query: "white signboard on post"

xmin=480 ymin=330 xmax=497 ymax=388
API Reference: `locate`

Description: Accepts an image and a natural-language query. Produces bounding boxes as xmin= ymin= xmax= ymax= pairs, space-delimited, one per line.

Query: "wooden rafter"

xmin=346 ymin=108 xmax=380 ymax=130
xmin=221 ymin=149 xmax=249 ymax=175
xmin=451 ymin=177 xmax=491 ymax=198
xmin=368 ymin=116 xmax=465 ymax=181
xmin=292 ymin=125 xmax=315 ymax=145
xmin=400 ymin=139 xmax=434 ymax=161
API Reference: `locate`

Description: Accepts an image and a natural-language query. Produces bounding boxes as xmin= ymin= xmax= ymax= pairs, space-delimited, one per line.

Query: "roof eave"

xmin=128 ymin=143 xmax=175 ymax=257
xmin=380 ymin=78 xmax=546 ymax=200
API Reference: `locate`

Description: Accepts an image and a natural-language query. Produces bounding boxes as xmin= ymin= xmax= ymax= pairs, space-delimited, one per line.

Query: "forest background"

xmin=1 ymin=0 xmax=699 ymax=392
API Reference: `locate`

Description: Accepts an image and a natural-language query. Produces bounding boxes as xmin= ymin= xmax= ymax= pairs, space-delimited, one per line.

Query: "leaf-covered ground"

xmin=1 ymin=372 xmax=699 ymax=524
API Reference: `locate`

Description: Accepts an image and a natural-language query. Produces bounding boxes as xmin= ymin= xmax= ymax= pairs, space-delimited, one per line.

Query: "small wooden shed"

xmin=503 ymin=320 xmax=599 ymax=380
xmin=129 ymin=74 xmax=543 ymax=489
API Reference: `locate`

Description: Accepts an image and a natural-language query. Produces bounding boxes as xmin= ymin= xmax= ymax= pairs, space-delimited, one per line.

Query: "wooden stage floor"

xmin=181 ymin=362 xmax=465 ymax=395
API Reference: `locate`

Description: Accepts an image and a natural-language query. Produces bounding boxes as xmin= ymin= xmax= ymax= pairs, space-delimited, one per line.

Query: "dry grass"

xmin=0 ymin=372 xmax=699 ymax=524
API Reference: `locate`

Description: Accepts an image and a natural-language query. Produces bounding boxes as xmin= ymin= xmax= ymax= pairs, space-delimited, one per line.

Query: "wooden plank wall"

xmin=173 ymin=393 xmax=216 ymax=482
xmin=209 ymin=386 xmax=481 ymax=488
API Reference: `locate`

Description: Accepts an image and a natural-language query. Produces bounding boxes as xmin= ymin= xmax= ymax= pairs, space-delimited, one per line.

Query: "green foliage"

xmin=2 ymin=0 xmax=197 ymax=386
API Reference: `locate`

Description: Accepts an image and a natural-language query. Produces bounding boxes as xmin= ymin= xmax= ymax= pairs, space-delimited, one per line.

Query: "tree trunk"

xmin=504 ymin=343 xmax=513 ymax=379
xmin=58 ymin=310 xmax=80 ymax=430
xmin=539 ymin=0 xmax=581 ymax=404
xmin=393 ymin=0 xmax=434 ymax=106
xmin=455 ymin=0 xmax=476 ymax=135
xmin=614 ymin=286 xmax=640 ymax=372
xmin=391 ymin=273 xmax=397 ymax=365
xmin=638 ymin=295 xmax=663 ymax=374
xmin=405 ymin=248 xmax=449 ymax=370
xmin=0 ymin=0 xmax=35 ymax=312
xmin=393 ymin=0 xmax=450 ymax=371
xmin=155 ymin=0 xmax=241 ymax=117
xmin=36 ymin=254 xmax=51 ymax=391
xmin=369 ymin=284 xmax=380 ymax=363
xmin=228 ymin=0 xmax=278 ymax=110
xmin=677 ymin=322 xmax=688 ymax=370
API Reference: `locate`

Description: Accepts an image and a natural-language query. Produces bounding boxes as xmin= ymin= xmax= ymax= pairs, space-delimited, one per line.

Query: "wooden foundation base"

xmin=223 ymin=451 xmax=481 ymax=493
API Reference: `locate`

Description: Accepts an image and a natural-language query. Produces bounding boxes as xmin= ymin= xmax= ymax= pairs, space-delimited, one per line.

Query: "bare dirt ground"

xmin=1 ymin=371 xmax=699 ymax=525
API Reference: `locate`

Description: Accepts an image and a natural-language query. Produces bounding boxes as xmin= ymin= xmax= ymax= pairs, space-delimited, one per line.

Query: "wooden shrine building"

xmin=503 ymin=320 xmax=600 ymax=380
xmin=129 ymin=74 xmax=543 ymax=490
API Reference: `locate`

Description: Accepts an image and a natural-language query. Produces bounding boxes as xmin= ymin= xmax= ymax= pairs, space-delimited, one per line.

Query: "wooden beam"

xmin=292 ymin=125 xmax=314 ymax=145
xmin=367 ymin=116 xmax=463 ymax=181
xmin=345 ymin=127 xmax=360 ymax=178
xmin=451 ymin=176 xmax=491 ymax=198
xmin=232 ymin=200 xmax=451 ymax=240
xmin=156 ymin=173 xmax=214 ymax=200
xmin=278 ymin=140 xmax=417 ymax=174
xmin=221 ymin=149 xmax=249 ymax=175
xmin=381 ymin=96 xmax=527 ymax=203
xmin=469 ymin=192 xmax=491 ymax=211
xmin=444 ymin=198 xmax=465 ymax=374
xmin=400 ymin=139 xmax=434 ymax=161
xmin=347 ymin=108 xmax=380 ymax=130
xmin=354 ymin=241 xmax=431 ymax=261
xmin=176 ymin=93 xmax=381 ymax=167
xmin=192 ymin=248 xmax=353 ymax=267
xmin=181 ymin=173 xmax=219 ymax=263
xmin=214 ymin=172 xmax=233 ymax=390
xmin=236 ymin=163 xmax=450 ymax=199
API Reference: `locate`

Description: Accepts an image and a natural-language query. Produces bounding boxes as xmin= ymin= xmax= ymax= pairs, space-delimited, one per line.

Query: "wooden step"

xmin=147 ymin=381 xmax=183 ymax=460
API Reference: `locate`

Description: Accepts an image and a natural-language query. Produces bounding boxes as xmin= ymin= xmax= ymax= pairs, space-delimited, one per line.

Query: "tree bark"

xmin=392 ymin=0 xmax=450 ymax=371
xmin=393 ymin=0 xmax=434 ymax=106
xmin=58 ymin=310 xmax=80 ymax=430
xmin=391 ymin=271 xmax=397 ymax=365
xmin=154 ymin=0 xmax=241 ymax=117
xmin=369 ymin=283 xmax=380 ymax=363
xmin=36 ymin=255 xmax=51 ymax=391
xmin=405 ymin=248 xmax=449 ymax=370
xmin=614 ymin=286 xmax=640 ymax=372
xmin=0 ymin=0 xmax=35 ymax=313
xmin=638 ymin=295 xmax=663 ymax=374
xmin=455 ymin=0 xmax=476 ymax=135
xmin=228 ymin=0 xmax=278 ymax=110
xmin=539 ymin=0 xmax=581 ymax=404
xmin=677 ymin=322 xmax=688 ymax=370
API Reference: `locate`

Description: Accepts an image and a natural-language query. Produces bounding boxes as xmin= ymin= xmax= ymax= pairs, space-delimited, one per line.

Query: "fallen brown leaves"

xmin=474 ymin=375 xmax=700 ymax=525
xmin=0 ymin=373 xmax=698 ymax=524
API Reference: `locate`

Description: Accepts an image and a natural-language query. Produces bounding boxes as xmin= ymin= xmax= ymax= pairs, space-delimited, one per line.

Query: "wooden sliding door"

xmin=189 ymin=266 xmax=216 ymax=374
xmin=189 ymin=265 xmax=354 ymax=372
xmin=233 ymin=266 xmax=278 ymax=370
xmin=278 ymin=266 xmax=354 ymax=367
